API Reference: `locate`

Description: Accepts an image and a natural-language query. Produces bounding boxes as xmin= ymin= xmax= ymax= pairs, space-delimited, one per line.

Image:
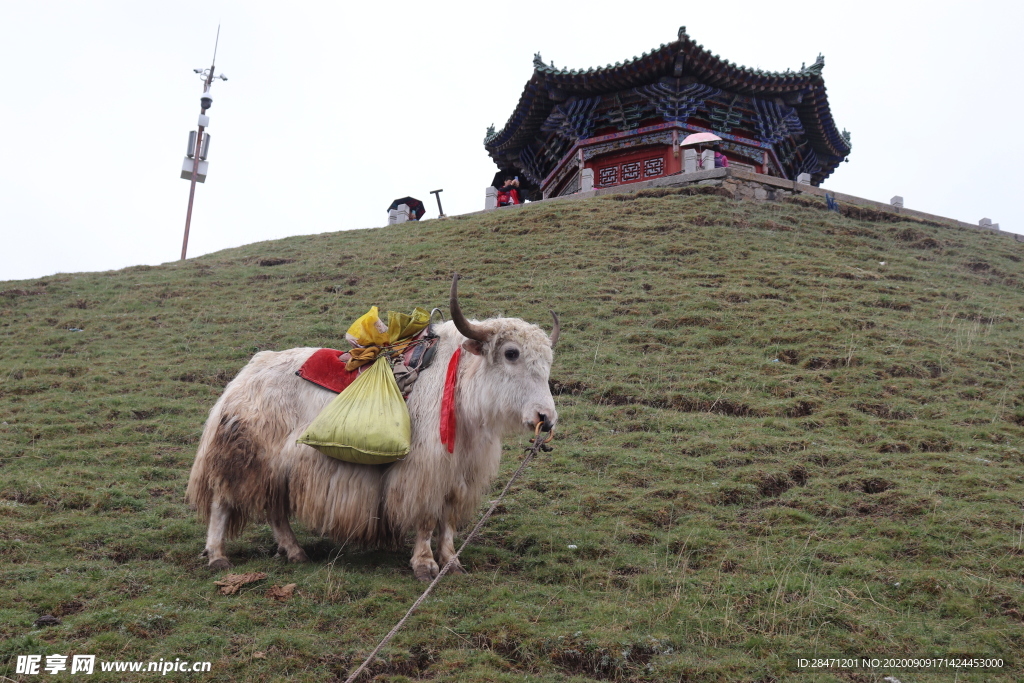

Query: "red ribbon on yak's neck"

xmin=439 ymin=347 xmax=461 ymax=453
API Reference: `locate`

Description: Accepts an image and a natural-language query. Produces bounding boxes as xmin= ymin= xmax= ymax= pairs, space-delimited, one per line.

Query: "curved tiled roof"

xmin=485 ymin=27 xmax=851 ymax=182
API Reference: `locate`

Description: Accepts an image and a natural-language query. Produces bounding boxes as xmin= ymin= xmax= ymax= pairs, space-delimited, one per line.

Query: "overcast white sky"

xmin=1 ymin=1 xmax=1021 ymax=283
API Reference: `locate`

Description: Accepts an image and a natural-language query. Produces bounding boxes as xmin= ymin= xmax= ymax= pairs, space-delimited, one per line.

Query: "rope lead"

xmin=342 ymin=426 xmax=553 ymax=683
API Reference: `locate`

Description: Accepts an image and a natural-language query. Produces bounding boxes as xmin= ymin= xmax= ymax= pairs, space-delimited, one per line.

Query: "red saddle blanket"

xmin=295 ymin=349 xmax=360 ymax=394
xmin=297 ymin=328 xmax=438 ymax=396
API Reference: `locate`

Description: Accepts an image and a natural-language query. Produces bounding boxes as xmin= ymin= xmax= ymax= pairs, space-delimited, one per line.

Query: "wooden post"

xmin=430 ymin=189 xmax=445 ymax=217
xmin=181 ymin=122 xmax=205 ymax=260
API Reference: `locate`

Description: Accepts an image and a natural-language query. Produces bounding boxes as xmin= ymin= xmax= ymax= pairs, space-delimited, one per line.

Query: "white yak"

xmin=186 ymin=274 xmax=559 ymax=580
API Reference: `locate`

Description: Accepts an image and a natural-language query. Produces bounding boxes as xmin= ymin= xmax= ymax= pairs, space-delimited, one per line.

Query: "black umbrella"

xmin=388 ymin=197 xmax=425 ymax=221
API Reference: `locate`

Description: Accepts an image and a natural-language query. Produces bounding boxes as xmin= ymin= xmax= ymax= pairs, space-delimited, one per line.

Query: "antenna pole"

xmin=211 ymin=25 xmax=220 ymax=69
xmin=181 ymin=26 xmax=222 ymax=261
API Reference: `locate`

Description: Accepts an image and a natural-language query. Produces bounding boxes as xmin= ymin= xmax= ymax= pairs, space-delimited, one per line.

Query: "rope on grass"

xmin=342 ymin=426 xmax=553 ymax=683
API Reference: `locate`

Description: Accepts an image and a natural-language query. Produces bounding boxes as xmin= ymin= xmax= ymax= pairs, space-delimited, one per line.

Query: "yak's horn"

xmin=450 ymin=274 xmax=490 ymax=342
xmin=549 ymin=311 xmax=560 ymax=348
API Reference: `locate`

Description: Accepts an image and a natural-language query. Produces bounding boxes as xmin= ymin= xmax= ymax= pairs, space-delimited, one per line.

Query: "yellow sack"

xmin=386 ymin=307 xmax=430 ymax=354
xmin=345 ymin=306 xmax=431 ymax=370
xmin=297 ymin=357 xmax=411 ymax=465
xmin=346 ymin=306 xmax=392 ymax=349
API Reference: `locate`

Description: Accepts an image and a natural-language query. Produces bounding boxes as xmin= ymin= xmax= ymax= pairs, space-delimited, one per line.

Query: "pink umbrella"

xmin=680 ymin=132 xmax=723 ymax=147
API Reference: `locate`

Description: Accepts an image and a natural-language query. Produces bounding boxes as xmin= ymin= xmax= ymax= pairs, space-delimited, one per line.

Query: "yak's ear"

xmin=462 ymin=339 xmax=485 ymax=356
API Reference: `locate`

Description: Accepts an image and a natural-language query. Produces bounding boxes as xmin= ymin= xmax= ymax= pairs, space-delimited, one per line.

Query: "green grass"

xmin=2 ymin=188 xmax=1023 ymax=681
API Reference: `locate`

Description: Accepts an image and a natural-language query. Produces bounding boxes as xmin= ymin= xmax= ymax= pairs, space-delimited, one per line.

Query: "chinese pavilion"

xmin=484 ymin=27 xmax=851 ymax=200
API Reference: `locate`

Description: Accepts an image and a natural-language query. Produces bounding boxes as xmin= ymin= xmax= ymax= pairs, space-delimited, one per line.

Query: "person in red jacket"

xmin=496 ymin=177 xmax=521 ymax=206
xmin=713 ymin=144 xmax=729 ymax=168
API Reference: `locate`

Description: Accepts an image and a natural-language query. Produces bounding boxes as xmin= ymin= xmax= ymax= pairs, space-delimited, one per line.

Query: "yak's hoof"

xmin=287 ymin=549 xmax=309 ymax=564
xmin=437 ymin=557 xmax=468 ymax=575
xmin=413 ymin=562 xmax=439 ymax=582
xmin=208 ymin=557 xmax=232 ymax=571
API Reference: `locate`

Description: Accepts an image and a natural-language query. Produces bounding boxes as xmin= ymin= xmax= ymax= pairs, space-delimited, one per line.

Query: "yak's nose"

xmin=531 ymin=410 xmax=557 ymax=432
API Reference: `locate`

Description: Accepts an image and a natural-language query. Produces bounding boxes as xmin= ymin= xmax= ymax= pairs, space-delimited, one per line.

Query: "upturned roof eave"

xmin=796 ymin=84 xmax=853 ymax=160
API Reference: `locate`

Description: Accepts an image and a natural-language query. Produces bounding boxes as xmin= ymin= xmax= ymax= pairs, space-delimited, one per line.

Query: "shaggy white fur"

xmin=185 ymin=318 xmax=557 ymax=580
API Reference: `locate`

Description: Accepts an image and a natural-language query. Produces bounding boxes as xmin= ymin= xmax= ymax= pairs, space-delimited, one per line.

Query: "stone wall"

xmin=528 ymin=168 xmax=1019 ymax=241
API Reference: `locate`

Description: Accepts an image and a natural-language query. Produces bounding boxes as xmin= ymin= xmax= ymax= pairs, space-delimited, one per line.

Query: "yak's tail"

xmin=186 ymin=410 xmax=283 ymax=540
xmin=185 ymin=409 xmax=221 ymax=525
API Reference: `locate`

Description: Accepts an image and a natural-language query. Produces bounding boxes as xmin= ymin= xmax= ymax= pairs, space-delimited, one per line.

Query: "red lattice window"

xmin=594 ymin=151 xmax=667 ymax=187
xmin=621 ymin=162 xmax=641 ymax=182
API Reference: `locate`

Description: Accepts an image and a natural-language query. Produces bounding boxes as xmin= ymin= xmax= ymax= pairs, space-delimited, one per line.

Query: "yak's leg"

xmin=268 ymin=511 xmax=308 ymax=564
xmin=410 ymin=518 xmax=439 ymax=582
xmin=435 ymin=508 xmax=468 ymax=575
xmin=204 ymin=499 xmax=233 ymax=571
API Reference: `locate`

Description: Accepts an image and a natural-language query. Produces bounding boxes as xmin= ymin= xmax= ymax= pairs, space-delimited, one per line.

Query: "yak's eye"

xmin=504 ymin=348 xmax=520 ymax=362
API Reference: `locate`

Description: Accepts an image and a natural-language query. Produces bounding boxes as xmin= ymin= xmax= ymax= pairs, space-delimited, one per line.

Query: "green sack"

xmin=297 ymin=357 xmax=411 ymax=465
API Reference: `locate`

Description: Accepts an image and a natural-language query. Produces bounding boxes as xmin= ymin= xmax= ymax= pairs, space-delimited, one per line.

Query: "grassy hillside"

xmin=2 ymin=189 xmax=1023 ymax=682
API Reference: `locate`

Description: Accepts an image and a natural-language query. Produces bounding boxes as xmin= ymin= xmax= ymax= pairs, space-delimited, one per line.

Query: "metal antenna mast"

xmin=180 ymin=25 xmax=228 ymax=260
